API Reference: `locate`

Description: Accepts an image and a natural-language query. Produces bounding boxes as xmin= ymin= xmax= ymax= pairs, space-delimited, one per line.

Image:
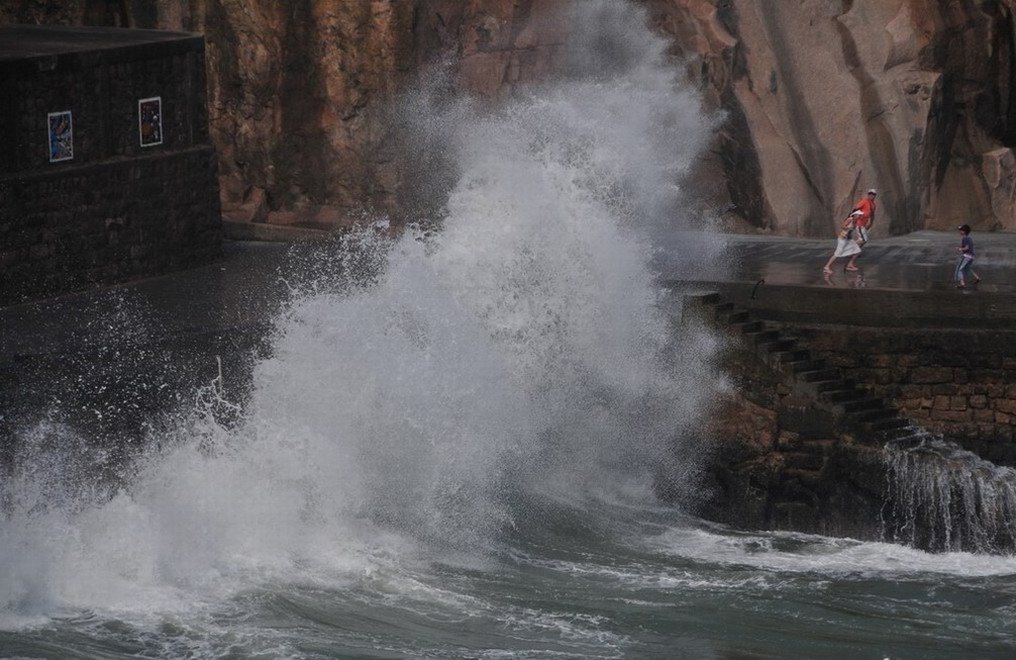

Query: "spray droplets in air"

xmin=1 ymin=0 xmax=723 ymax=620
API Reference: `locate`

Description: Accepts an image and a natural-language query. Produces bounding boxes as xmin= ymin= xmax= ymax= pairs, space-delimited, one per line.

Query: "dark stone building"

xmin=0 ymin=25 xmax=221 ymax=306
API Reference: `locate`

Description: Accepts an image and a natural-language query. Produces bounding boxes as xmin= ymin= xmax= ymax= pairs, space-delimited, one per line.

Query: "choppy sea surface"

xmin=5 ymin=496 xmax=1016 ymax=658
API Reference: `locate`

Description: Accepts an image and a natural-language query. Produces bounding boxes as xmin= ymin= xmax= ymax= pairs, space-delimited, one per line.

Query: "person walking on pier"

xmin=844 ymin=188 xmax=877 ymax=271
xmin=823 ymin=210 xmax=864 ymax=273
xmin=955 ymin=224 xmax=981 ymax=288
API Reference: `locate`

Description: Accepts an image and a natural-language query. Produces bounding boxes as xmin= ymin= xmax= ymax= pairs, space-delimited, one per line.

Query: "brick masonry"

xmin=791 ymin=326 xmax=1016 ymax=465
xmin=681 ymin=292 xmax=1016 ymax=550
xmin=0 ymin=26 xmax=220 ymax=305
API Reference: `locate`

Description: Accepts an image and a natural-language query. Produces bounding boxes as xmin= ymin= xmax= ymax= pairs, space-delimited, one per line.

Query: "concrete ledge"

xmin=0 ymin=25 xmax=204 ymax=69
xmin=0 ymin=145 xmax=216 ymax=182
xmin=222 ymin=219 xmax=331 ymax=242
xmin=664 ymin=279 xmax=1016 ymax=329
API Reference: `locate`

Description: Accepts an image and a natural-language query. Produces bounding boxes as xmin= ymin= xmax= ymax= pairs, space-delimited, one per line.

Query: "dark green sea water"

xmin=5 ymin=495 xmax=1016 ymax=659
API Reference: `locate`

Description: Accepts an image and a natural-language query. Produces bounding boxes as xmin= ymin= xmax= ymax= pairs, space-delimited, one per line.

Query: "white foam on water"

xmin=524 ymin=554 xmax=782 ymax=594
xmin=649 ymin=527 xmax=1016 ymax=578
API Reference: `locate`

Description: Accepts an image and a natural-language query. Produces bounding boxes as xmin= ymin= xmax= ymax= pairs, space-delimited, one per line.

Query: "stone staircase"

xmin=678 ymin=290 xmax=1016 ymax=549
xmin=684 ymin=291 xmax=917 ymax=445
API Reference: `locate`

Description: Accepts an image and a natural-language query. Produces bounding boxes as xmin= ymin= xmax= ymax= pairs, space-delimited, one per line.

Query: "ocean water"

xmin=3 ymin=2 xmax=1016 ymax=658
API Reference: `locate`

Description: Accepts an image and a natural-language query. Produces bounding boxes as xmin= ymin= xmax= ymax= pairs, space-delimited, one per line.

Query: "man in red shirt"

xmin=845 ymin=188 xmax=876 ymax=271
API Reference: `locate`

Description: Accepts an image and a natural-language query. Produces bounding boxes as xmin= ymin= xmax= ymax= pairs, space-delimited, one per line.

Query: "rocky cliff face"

xmin=4 ymin=0 xmax=1015 ymax=235
xmin=649 ymin=0 xmax=1016 ymax=236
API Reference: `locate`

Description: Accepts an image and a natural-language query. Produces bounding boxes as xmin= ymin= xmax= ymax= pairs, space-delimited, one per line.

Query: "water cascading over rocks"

xmin=883 ymin=437 xmax=1016 ymax=554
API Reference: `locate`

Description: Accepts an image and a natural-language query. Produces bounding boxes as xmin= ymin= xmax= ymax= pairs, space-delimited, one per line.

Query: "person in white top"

xmin=822 ymin=210 xmax=864 ymax=274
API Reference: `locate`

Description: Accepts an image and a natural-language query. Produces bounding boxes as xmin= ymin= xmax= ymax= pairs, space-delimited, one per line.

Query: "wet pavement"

xmin=0 ymin=240 xmax=292 ymax=358
xmin=736 ymin=230 xmax=1016 ymax=293
xmin=1 ymin=230 xmax=1014 ymax=356
xmin=661 ymin=230 xmax=1016 ymax=294
xmin=0 ymin=240 xmax=299 ymax=454
xmin=655 ymin=229 xmax=1016 ymax=328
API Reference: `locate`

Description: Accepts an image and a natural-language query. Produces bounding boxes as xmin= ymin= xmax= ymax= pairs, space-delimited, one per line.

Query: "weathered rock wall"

xmin=5 ymin=0 xmax=1015 ymax=235
xmin=176 ymin=0 xmax=568 ymax=222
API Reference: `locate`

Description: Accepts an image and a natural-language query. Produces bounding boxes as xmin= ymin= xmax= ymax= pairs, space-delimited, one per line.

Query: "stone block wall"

xmin=0 ymin=146 xmax=221 ymax=305
xmin=794 ymin=326 xmax=1016 ymax=466
xmin=682 ymin=292 xmax=1016 ymax=551
xmin=693 ymin=325 xmax=887 ymax=541
xmin=0 ymin=27 xmax=220 ymax=305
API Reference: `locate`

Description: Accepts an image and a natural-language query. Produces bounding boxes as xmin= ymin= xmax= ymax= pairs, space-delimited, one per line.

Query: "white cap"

xmin=850 ymin=210 xmax=864 ymax=217
xmin=867 ymin=188 xmax=877 ymax=195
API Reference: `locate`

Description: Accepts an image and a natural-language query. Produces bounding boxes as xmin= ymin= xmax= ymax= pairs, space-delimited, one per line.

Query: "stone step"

xmin=713 ymin=302 xmax=735 ymax=319
xmin=718 ymin=309 xmax=750 ymax=324
xmin=783 ymin=451 xmax=825 ymax=470
xmin=777 ymin=349 xmax=811 ymax=364
xmin=865 ymin=417 xmax=910 ymax=433
xmin=820 ymin=388 xmax=865 ymax=403
xmin=680 ymin=292 xmax=722 ymax=316
xmin=749 ymin=330 xmax=780 ymax=345
xmin=887 ymin=430 xmax=925 ymax=445
xmin=799 ymin=368 xmax=841 ymax=382
xmin=783 ymin=467 xmax=825 ymax=488
xmin=764 ymin=338 xmax=797 ymax=353
xmin=812 ymin=379 xmax=846 ymax=393
xmin=841 ymin=397 xmax=884 ymax=413
xmin=851 ymin=407 xmax=897 ymax=423
xmin=733 ymin=320 xmax=765 ymax=334
xmin=798 ymin=439 xmax=836 ymax=452
xmin=788 ymin=359 xmax=826 ymax=374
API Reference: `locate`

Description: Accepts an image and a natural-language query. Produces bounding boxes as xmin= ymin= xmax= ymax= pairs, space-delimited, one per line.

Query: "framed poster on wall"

xmin=138 ymin=96 xmax=163 ymax=147
xmin=47 ymin=110 xmax=73 ymax=162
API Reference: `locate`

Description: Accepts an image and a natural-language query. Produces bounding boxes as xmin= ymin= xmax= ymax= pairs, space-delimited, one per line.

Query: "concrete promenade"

xmin=0 ymin=241 xmax=292 ymax=359
xmin=1 ymin=230 xmax=1014 ymax=358
xmin=658 ymin=230 xmax=1016 ymax=328
xmin=710 ymin=230 xmax=1016 ymax=294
